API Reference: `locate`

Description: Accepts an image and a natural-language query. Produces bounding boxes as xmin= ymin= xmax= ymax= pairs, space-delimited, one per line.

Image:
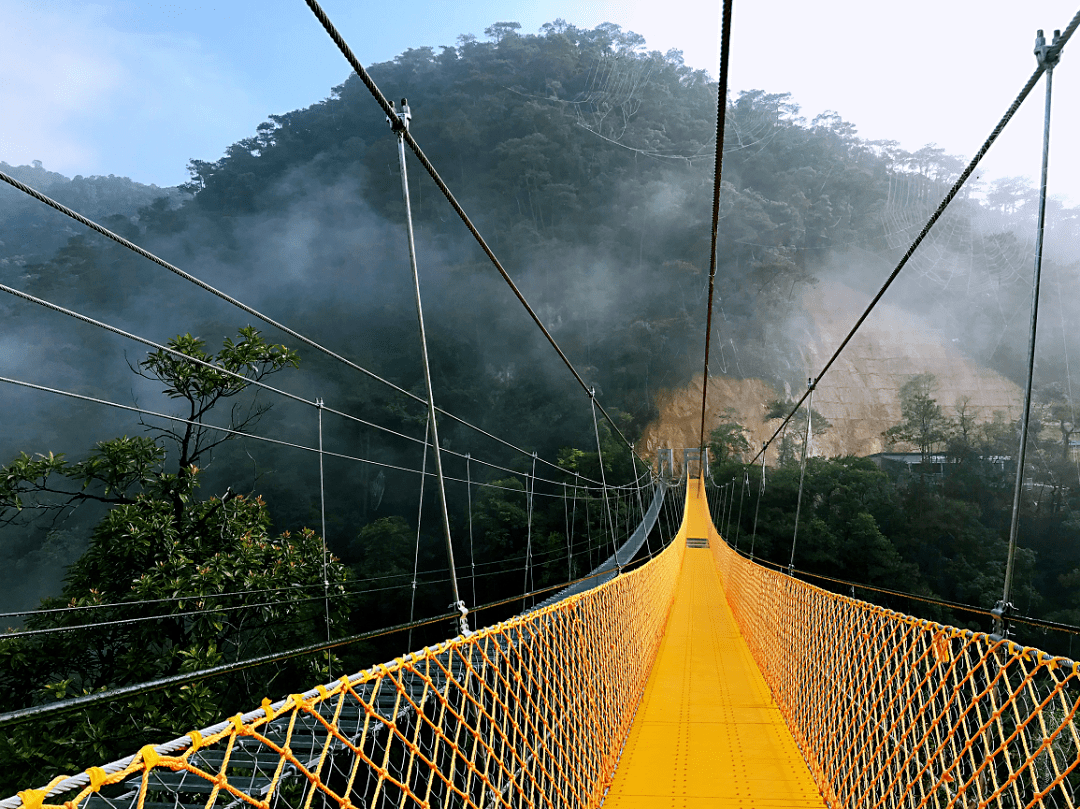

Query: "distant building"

xmin=868 ymin=452 xmax=1012 ymax=479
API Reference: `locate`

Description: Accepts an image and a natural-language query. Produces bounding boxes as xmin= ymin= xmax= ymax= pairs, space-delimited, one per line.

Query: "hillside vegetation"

xmin=3 ymin=20 xmax=1080 ymax=785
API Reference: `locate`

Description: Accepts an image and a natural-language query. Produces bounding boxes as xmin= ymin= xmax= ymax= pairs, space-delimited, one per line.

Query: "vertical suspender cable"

xmin=725 ymin=477 xmax=737 ymax=539
xmin=734 ymin=469 xmax=748 ymax=548
xmin=522 ymin=453 xmax=537 ymax=610
xmin=465 ymin=453 xmax=476 ymax=611
xmin=1001 ymin=29 xmax=1062 ymax=636
xmin=393 ymin=110 xmax=469 ymax=636
xmin=751 ymin=443 xmax=766 ymax=559
xmin=789 ymin=380 xmax=815 ymax=574
xmin=630 ymin=446 xmax=652 ymax=557
xmin=591 ymin=389 xmax=620 ymax=572
xmin=407 ymin=415 xmax=430 ymax=650
xmin=698 ymin=0 xmax=736 ymax=453
xmin=721 ymin=481 xmax=731 ymax=536
xmin=571 ymin=473 xmax=580 ymax=574
xmin=316 ymin=399 xmax=331 ymax=675
xmin=563 ymin=481 xmax=572 ymax=580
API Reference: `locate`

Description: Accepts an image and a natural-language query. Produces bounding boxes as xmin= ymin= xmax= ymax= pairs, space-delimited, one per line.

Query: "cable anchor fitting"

xmin=387 ymin=97 xmax=412 ymax=133
xmin=991 ymin=600 xmax=1015 ymax=640
xmin=453 ymin=600 xmax=473 ymax=637
xmin=1035 ymin=29 xmax=1062 ymax=68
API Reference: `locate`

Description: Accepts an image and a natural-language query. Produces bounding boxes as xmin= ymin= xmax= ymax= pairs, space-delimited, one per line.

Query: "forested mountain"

xmin=0 ymin=161 xmax=185 ymax=271
xmin=3 ymin=19 xmax=1080 ymax=782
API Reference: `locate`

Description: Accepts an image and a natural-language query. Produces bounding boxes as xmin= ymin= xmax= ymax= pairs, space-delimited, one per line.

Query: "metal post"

xmin=789 ymin=379 xmax=815 ymax=574
xmin=392 ymin=100 xmax=469 ymax=636
xmin=1000 ymin=30 xmax=1061 ymax=636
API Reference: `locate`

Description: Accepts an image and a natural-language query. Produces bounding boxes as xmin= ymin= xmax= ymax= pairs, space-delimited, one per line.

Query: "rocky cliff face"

xmin=639 ymin=281 xmax=1023 ymax=465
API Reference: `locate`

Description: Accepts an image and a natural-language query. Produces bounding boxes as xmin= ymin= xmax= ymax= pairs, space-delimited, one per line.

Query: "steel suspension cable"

xmin=750 ymin=7 xmax=1080 ymax=466
xmin=465 ymin=453 xmax=477 ymax=612
xmin=788 ymin=380 xmax=814 ymax=574
xmin=299 ymin=0 xmax=647 ymax=466
xmin=750 ymin=443 xmax=766 ymax=559
xmin=393 ymin=115 xmax=467 ymax=634
xmin=590 ymin=390 xmax=620 ymax=573
xmin=0 ymin=374 xmax=423 ymax=475
xmin=0 ymin=207 xmax=594 ymax=488
xmin=697 ymin=0 xmax=736 ymax=452
xmin=0 ymin=564 xmax=653 ymax=732
xmin=0 ymin=171 xmax=416 ymax=400
xmin=407 ymin=415 xmax=431 ymax=650
xmin=521 ymin=453 xmax=538 ymax=610
xmin=316 ymin=399 xmax=331 ymax=674
xmin=1002 ymin=29 xmax=1063 ymax=633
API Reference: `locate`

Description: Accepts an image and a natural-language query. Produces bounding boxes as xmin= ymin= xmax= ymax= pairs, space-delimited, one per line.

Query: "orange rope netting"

xmin=12 ymin=526 xmax=686 ymax=809
xmin=712 ymin=534 xmax=1080 ymax=809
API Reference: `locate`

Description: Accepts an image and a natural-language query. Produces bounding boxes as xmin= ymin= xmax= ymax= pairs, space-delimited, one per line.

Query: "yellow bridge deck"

xmin=603 ymin=480 xmax=827 ymax=808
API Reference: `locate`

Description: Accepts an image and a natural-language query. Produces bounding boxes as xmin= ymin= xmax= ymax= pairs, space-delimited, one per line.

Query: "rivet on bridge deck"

xmin=602 ymin=477 xmax=826 ymax=807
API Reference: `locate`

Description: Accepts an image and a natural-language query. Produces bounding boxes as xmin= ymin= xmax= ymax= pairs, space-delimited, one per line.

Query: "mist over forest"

xmin=3 ymin=19 xmax=1080 ymax=782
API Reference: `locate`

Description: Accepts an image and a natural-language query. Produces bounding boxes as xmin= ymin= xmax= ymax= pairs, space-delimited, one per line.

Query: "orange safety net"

xmin=11 ymin=516 xmax=686 ymax=809
xmin=711 ymin=532 xmax=1080 ymax=809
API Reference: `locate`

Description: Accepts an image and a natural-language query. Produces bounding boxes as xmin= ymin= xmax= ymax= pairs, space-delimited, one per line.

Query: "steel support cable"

xmin=521 ymin=453 xmax=538 ymax=610
xmin=406 ymin=415 xmax=431 ymax=649
xmin=0 ymin=561 xmax=641 ymax=731
xmin=0 ymin=373 xmax=600 ymax=503
xmin=733 ymin=550 xmax=1080 ymax=636
xmin=733 ymin=468 xmax=748 ymax=548
xmin=0 ymin=171 xmax=418 ymax=399
xmin=0 ymin=374 xmax=423 ymax=476
xmin=748 ymin=8 xmax=1080 ymax=467
xmin=789 ymin=380 xmax=814 ymax=574
xmin=394 ymin=122 xmax=467 ymax=634
xmin=300 ymin=0 xmax=647 ymax=467
xmin=0 ymin=282 xmax=432 ymax=451
xmin=0 ymin=516 xmax=596 ymax=627
xmin=0 ymin=183 xmax=592 ymax=488
xmin=1003 ymin=30 xmax=1063 ymax=632
xmin=697 ymin=0 xmax=736 ymax=452
xmin=316 ymin=399 xmax=331 ymax=671
xmin=589 ymin=390 xmax=620 ymax=573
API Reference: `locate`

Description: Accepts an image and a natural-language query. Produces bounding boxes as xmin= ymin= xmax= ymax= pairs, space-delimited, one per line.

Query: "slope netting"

xmin=8 ymin=501 xmax=686 ymax=809
xmin=712 ymin=534 xmax=1080 ymax=809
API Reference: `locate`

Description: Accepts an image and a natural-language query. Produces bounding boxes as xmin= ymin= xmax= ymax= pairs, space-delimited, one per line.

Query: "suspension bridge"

xmin=3 ymin=1 xmax=1080 ymax=807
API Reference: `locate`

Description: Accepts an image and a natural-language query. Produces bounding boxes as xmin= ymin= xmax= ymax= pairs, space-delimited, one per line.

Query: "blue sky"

xmin=3 ymin=0 xmax=1078 ymax=205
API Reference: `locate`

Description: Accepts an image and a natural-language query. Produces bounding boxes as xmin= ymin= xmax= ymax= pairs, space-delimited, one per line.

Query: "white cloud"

xmin=0 ymin=0 xmax=263 ymax=184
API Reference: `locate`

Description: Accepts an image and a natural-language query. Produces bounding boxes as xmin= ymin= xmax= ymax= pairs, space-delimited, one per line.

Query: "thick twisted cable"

xmin=300 ymin=0 xmax=646 ymax=465
xmin=750 ymin=8 xmax=1080 ymax=466
xmin=698 ymin=0 xmax=735 ymax=451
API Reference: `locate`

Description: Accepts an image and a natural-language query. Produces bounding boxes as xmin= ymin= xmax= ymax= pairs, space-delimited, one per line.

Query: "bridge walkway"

xmin=603 ymin=479 xmax=826 ymax=807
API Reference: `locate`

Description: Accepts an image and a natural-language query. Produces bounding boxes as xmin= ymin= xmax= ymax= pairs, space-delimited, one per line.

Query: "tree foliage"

xmin=0 ymin=330 xmax=346 ymax=791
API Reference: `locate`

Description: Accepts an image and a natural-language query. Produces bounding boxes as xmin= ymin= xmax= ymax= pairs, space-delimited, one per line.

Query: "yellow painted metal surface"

xmin=602 ymin=479 xmax=827 ymax=808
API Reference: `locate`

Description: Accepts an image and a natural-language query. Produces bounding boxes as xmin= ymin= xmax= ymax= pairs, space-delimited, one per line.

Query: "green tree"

xmin=766 ymin=398 xmax=831 ymax=466
xmin=709 ymin=413 xmax=751 ymax=467
xmin=884 ymin=374 xmax=947 ymax=464
xmin=0 ymin=329 xmax=349 ymax=792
